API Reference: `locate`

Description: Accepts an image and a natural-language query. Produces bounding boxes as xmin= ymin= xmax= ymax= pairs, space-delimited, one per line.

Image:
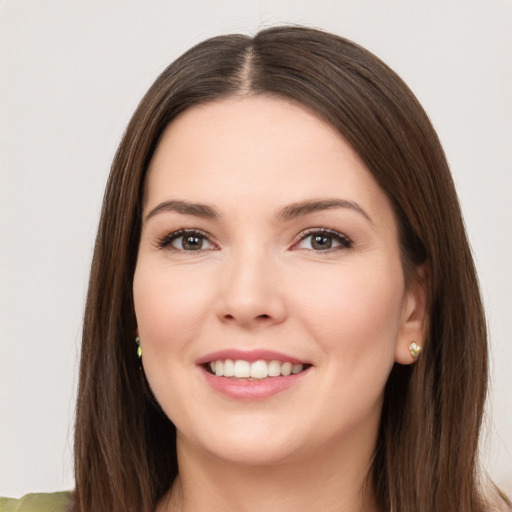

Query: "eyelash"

xmin=293 ymin=228 xmax=353 ymax=252
xmin=157 ymin=228 xmax=217 ymax=251
xmin=156 ymin=227 xmax=352 ymax=253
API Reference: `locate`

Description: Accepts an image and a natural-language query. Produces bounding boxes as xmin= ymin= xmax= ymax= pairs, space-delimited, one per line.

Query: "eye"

xmin=294 ymin=228 xmax=352 ymax=251
xmin=158 ymin=229 xmax=217 ymax=251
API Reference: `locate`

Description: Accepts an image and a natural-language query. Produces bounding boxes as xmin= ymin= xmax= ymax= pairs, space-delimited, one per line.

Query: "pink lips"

xmin=197 ymin=349 xmax=311 ymax=400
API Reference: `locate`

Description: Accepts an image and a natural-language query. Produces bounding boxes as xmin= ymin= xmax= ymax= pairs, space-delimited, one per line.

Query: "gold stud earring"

xmin=409 ymin=342 xmax=422 ymax=359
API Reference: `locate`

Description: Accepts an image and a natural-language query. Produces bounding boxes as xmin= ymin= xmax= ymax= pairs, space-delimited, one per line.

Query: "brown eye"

xmin=174 ymin=234 xmax=206 ymax=250
xmin=159 ymin=229 xmax=216 ymax=251
xmin=296 ymin=229 xmax=352 ymax=251
xmin=311 ymin=234 xmax=333 ymax=250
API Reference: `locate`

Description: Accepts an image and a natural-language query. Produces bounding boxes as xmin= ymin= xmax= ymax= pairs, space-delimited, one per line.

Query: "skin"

xmin=133 ymin=96 xmax=426 ymax=512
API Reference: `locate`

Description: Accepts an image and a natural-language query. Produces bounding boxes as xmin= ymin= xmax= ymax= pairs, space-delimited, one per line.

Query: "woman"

xmin=3 ymin=25 xmax=508 ymax=512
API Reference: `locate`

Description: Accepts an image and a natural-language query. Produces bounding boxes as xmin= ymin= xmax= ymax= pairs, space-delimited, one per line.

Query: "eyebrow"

xmin=145 ymin=200 xmax=220 ymax=222
xmin=145 ymin=198 xmax=372 ymax=224
xmin=276 ymin=198 xmax=373 ymax=223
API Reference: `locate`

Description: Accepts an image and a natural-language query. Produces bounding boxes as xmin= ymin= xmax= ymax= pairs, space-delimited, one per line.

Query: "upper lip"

xmin=196 ymin=349 xmax=309 ymax=366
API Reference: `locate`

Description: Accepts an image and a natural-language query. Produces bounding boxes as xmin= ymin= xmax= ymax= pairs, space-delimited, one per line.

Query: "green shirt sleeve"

xmin=0 ymin=492 xmax=73 ymax=512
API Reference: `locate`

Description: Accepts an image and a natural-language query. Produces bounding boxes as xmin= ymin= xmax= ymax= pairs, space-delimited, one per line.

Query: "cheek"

xmin=296 ymin=260 xmax=404 ymax=366
xmin=133 ymin=263 xmax=215 ymax=356
xmin=298 ymin=262 xmax=405 ymax=428
xmin=132 ymin=262 xmax=218 ymax=424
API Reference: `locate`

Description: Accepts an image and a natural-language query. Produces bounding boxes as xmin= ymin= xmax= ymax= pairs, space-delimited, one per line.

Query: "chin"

xmin=205 ymin=437 xmax=303 ymax=467
xmin=178 ymin=416 xmax=310 ymax=467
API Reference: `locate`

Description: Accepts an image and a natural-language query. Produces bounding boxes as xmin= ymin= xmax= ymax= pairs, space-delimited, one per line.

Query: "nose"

xmin=216 ymin=249 xmax=286 ymax=329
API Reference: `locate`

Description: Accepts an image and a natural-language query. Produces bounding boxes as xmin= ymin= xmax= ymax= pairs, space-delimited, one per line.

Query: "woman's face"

xmin=133 ymin=96 xmax=425 ymax=466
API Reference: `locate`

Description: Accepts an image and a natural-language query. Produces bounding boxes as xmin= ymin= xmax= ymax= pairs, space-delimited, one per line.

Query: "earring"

xmin=135 ymin=336 xmax=142 ymax=359
xmin=409 ymin=342 xmax=422 ymax=359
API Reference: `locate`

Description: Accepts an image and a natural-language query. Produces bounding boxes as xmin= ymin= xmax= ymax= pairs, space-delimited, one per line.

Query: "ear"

xmin=394 ymin=265 xmax=428 ymax=365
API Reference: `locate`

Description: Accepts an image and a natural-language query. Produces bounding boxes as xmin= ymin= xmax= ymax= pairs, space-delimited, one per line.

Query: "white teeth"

xmin=250 ymin=360 xmax=268 ymax=379
xmin=281 ymin=362 xmax=292 ymax=376
xmin=268 ymin=360 xmax=281 ymax=377
xmin=233 ymin=360 xmax=250 ymax=378
xmin=291 ymin=363 xmax=303 ymax=374
xmin=223 ymin=359 xmax=234 ymax=377
xmin=207 ymin=359 xmax=305 ymax=379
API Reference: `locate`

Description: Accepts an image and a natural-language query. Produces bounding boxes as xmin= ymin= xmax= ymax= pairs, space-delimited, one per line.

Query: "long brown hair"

xmin=75 ymin=26 xmax=491 ymax=512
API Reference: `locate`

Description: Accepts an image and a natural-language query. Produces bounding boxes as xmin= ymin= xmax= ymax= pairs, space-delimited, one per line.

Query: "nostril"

xmin=257 ymin=314 xmax=270 ymax=320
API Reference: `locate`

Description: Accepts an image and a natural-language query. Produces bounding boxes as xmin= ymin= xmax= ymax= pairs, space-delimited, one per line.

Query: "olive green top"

xmin=0 ymin=492 xmax=73 ymax=512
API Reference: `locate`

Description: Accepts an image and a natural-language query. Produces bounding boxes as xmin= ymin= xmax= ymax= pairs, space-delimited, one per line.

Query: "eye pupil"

xmin=183 ymin=235 xmax=202 ymax=250
xmin=311 ymin=234 xmax=332 ymax=250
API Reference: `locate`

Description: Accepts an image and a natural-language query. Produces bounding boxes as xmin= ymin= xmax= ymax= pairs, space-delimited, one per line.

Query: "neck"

xmin=159 ymin=433 xmax=380 ymax=512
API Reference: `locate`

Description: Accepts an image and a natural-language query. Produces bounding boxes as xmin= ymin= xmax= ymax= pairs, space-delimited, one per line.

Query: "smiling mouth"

xmin=205 ymin=359 xmax=311 ymax=380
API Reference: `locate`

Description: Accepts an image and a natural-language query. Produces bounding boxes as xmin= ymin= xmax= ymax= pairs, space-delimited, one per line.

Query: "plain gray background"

xmin=1 ymin=0 xmax=511 ymax=497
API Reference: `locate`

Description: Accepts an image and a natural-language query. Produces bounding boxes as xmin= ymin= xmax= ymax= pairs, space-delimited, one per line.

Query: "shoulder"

xmin=0 ymin=492 xmax=73 ymax=512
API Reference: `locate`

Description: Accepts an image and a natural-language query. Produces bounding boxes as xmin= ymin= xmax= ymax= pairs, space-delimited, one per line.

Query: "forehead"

xmin=144 ymin=96 xmax=394 ymax=225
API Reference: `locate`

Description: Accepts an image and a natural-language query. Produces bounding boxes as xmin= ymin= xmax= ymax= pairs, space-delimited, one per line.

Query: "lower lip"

xmin=201 ymin=367 xmax=310 ymax=400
